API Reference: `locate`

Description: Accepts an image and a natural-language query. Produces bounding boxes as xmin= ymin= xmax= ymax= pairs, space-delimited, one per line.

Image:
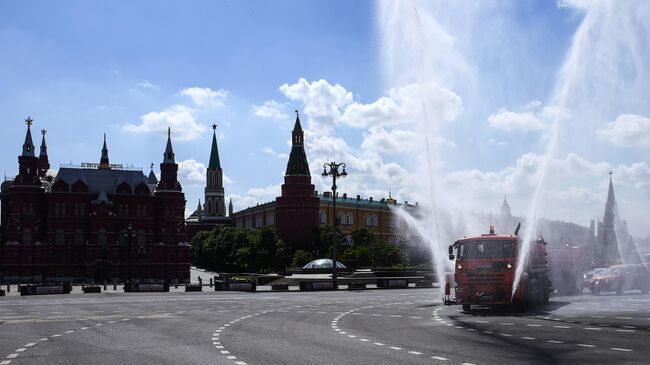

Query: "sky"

xmin=1 ymin=1 xmax=648 ymax=238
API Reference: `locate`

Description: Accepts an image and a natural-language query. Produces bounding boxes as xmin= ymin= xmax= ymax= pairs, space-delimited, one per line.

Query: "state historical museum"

xmin=0 ymin=118 xmax=190 ymax=283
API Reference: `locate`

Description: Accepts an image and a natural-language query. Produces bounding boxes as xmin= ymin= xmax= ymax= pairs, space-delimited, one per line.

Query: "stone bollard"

xmin=113 ymin=281 xmax=117 ymax=291
xmin=6 ymin=284 xmax=10 ymax=292
xmin=103 ymin=281 xmax=107 ymax=291
xmin=175 ymin=279 xmax=178 ymax=289
xmin=198 ymin=277 xmax=202 ymax=286
xmin=210 ymin=278 xmax=213 ymax=288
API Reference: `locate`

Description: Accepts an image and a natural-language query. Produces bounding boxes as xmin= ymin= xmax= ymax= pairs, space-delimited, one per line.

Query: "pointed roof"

xmin=604 ymin=172 xmax=617 ymax=224
xmin=147 ymin=163 xmax=158 ymax=184
xmin=99 ymin=133 xmax=110 ymax=169
xmin=501 ymin=195 xmax=510 ymax=209
xmin=22 ymin=117 xmax=35 ymax=157
xmin=208 ymin=124 xmax=221 ymax=169
xmin=285 ymin=111 xmax=310 ymax=176
xmin=39 ymin=128 xmax=48 ymax=157
xmin=163 ymin=127 xmax=175 ymax=164
xmin=228 ymin=197 xmax=233 ymax=207
xmin=292 ymin=111 xmax=303 ymax=132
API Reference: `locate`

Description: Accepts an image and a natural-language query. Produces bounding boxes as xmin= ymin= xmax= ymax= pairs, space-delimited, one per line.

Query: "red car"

xmin=588 ymin=264 xmax=649 ymax=295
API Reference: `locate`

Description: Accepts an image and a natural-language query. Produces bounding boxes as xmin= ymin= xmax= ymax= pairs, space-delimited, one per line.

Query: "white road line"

xmin=431 ymin=356 xmax=448 ymax=361
xmin=389 ymin=346 xmax=402 ymax=350
xmin=584 ymin=327 xmax=601 ymax=331
xmin=5 ymin=355 xmax=17 ymax=359
xmin=373 ymin=342 xmax=384 ymax=346
xmin=548 ymin=340 xmax=564 ymax=344
xmin=610 ymin=348 xmax=632 ymax=352
xmin=525 ymin=324 xmax=541 ymax=327
xmin=616 ymin=329 xmax=635 ymax=333
xmin=226 ymin=355 xmax=237 ymax=359
xmin=578 ymin=344 xmax=595 ymax=348
xmin=461 ymin=363 xmax=477 ymax=365
xmin=220 ymin=350 xmax=230 ymax=354
xmin=553 ymin=325 xmax=570 ymax=329
xmin=474 ymin=320 xmax=489 ymax=324
xmin=408 ymin=351 xmax=422 ymax=355
xmin=500 ymin=322 xmax=514 ymax=326
xmin=0 ymin=360 xmax=11 ymax=365
xmin=522 ymin=337 xmax=536 ymax=340
xmin=500 ymin=333 xmax=513 ymax=337
xmin=360 ymin=339 xmax=369 ymax=342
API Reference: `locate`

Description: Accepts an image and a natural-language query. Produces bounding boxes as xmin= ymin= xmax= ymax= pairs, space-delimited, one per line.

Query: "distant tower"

xmin=228 ymin=198 xmax=233 ymax=217
xmin=37 ymin=129 xmax=50 ymax=178
xmin=596 ymin=172 xmax=620 ymax=266
xmin=155 ymin=127 xmax=186 ymax=245
xmin=15 ymin=117 xmax=40 ymax=186
xmin=275 ymin=110 xmax=320 ymax=250
xmin=500 ymin=195 xmax=512 ymax=218
xmin=204 ymin=124 xmax=226 ymax=219
xmin=196 ymin=200 xmax=203 ymax=221
xmin=99 ymin=133 xmax=111 ymax=170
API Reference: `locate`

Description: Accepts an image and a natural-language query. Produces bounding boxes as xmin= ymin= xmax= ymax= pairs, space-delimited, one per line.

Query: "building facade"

xmin=0 ymin=119 xmax=190 ymax=283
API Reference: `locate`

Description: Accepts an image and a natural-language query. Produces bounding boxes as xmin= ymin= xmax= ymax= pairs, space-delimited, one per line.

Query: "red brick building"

xmin=0 ymin=119 xmax=190 ymax=284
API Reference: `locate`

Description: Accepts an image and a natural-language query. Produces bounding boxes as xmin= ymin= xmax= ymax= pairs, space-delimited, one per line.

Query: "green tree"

xmin=292 ymin=250 xmax=313 ymax=267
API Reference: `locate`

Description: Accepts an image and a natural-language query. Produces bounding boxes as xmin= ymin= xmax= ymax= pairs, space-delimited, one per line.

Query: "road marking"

xmin=500 ymin=322 xmax=514 ymax=325
xmin=408 ymin=351 xmax=422 ymax=355
xmin=220 ymin=350 xmax=230 ymax=354
xmin=0 ymin=360 xmax=12 ymax=365
xmin=610 ymin=348 xmax=632 ymax=352
xmin=616 ymin=329 xmax=635 ymax=333
xmin=548 ymin=340 xmax=564 ymax=344
xmin=360 ymin=339 xmax=369 ymax=342
xmin=500 ymin=333 xmax=513 ymax=337
xmin=51 ymin=334 xmax=62 ymax=337
xmin=5 ymin=355 xmax=17 ymax=359
xmin=374 ymin=342 xmax=385 ymax=346
xmin=525 ymin=324 xmax=541 ymax=327
xmin=578 ymin=344 xmax=595 ymax=348
xmin=474 ymin=320 xmax=489 ymax=324
xmin=522 ymin=337 xmax=536 ymax=340
xmin=348 ymin=335 xmax=356 ymax=338
xmin=553 ymin=325 xmax=570 ymax=329
xmin=431 ymin=356 xmax=448 ymax=361
xmin=584 ymin=327 xmax=601 ymax=331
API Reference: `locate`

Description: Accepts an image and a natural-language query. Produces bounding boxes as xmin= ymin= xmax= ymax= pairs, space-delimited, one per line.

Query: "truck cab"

xmin=446 ymin=226 xmax=550 ymax=312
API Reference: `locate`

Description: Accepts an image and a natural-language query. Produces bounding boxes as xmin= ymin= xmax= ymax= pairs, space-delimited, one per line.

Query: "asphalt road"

xmin=1 ymin=288 xmax=648 ymax=364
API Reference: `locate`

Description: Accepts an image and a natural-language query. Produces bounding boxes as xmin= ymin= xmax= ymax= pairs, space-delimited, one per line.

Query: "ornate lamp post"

xmin=321 ymin=162 xmax=347 ymax=284
xmin=138 ymin=243 xmax=146 ymax=282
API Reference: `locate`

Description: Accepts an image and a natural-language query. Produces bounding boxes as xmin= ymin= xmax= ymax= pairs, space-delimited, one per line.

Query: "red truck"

xmin=445 ymin=224 xmax=551 ymax=311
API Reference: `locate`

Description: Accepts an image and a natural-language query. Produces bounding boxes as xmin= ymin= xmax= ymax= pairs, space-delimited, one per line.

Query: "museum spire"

xmin=22 ymin=117 xmax=35 ymax=157
xmin=99 ymin=133 xmax=110 ymax=169
xmin=285 ymin=110 xmax=310 ymax=176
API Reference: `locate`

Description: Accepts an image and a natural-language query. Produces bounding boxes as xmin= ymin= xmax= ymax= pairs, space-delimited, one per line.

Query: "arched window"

xmin=22 ymin=229 xmax=32 ymax=244
xmin=346 ymin=212 xmax=353 ymax=226
xmin=338 ymin=212 xmax=345 ymax=225
xmin=371 ymin=215 xmax=378 ymax=227
xmin=75 ymin=229 xmax=85 ymax=245
xmin=364 ymin=214 xmax=370 ymax=227
xmin=137 ymin=229 xmax=146 ymax=245
xmin=56 ymin=229 xmax=65 ymax=245
xmin=119 ymin=229 xmax=127 ymax=245
xmin=319 ymin=210 xmax=326 ymax=224
xmin=98 ymin=229 xmax=107 ymax=246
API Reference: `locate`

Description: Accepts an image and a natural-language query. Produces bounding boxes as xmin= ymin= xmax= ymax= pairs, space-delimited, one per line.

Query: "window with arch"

xmin=75 ymin=229 xmax=85 ymax=245
xmin=55 ymin=229 xmax=65 ymax=245
xmin=338 ymin=212 xmax=345 ymax=225
xmin=371 ymin=215 xmax=378 ymax=227
xmin=23 ymin=229 xmax=32 ymax=244
xmin=364 ymin=214 xmax=370 ymax=227
xmin=319 ymin=210 xmax=326 ymax=224
xmin=346 ymin=212 xmax=353 ymax=226
xmin=98 ymin=229 xmax=107 ymax=246
xmin=119 ymin=229 xmax=127 ymax=245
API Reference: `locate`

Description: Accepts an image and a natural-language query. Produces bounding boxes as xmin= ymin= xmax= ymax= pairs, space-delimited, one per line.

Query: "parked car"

xmin=584 ymin=267 xmax=607 ymax=285
xmin=588 ymin=264 xmax=650 ymax=295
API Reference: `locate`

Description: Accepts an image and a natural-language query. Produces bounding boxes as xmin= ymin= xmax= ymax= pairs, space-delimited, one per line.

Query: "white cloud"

xmin=138 ymin=80 xmax=159 ymax=91
xmin=122 ymin=105 xmax=206 ymax=141
xmin=181 ymin=87 xmax=228 ymax=107
xmin=252 ymin=100 xmax=290 ymax=120
xmin=178 ymin=159 xmax=233 ymax=186
xmin=261 ymin=147 xmax=288 ymax=159
xmin=596 ymin=114 xmax=650 ymax=148
xmin=487 ymin=109 xmax=546 ymax=132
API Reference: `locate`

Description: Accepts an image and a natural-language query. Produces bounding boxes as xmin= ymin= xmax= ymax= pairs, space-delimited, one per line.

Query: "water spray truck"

xmin=444 ymin=224 xmax=552 ymax=311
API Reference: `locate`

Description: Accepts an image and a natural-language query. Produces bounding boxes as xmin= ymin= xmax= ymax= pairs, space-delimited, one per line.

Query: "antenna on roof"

xmin=514 ymin=222 xmax=521 ymax=236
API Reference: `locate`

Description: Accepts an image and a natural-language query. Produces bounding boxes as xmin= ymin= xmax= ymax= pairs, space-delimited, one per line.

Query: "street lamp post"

xmin=138 ymin=244 xmax=146 ymax=282
xmin=321 ymin=162 xmax=347 ymax=285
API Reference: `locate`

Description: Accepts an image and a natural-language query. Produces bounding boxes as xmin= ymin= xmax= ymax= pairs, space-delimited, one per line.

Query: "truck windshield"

xmin=459 ymin=240 xmax=516 ymax=259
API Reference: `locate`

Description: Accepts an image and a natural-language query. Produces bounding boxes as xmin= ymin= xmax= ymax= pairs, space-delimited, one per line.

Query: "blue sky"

xmin=1 ymin=1 xmax=649 ymax=237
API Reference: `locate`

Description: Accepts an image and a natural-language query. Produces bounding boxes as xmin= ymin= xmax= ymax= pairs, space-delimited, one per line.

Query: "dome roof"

xmin=302 ymin=258 xmax=347 ymax=270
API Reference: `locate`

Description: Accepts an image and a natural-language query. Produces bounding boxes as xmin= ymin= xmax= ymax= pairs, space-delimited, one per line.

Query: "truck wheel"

xmin=462 ymin=304 xmax=471 ymax=312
